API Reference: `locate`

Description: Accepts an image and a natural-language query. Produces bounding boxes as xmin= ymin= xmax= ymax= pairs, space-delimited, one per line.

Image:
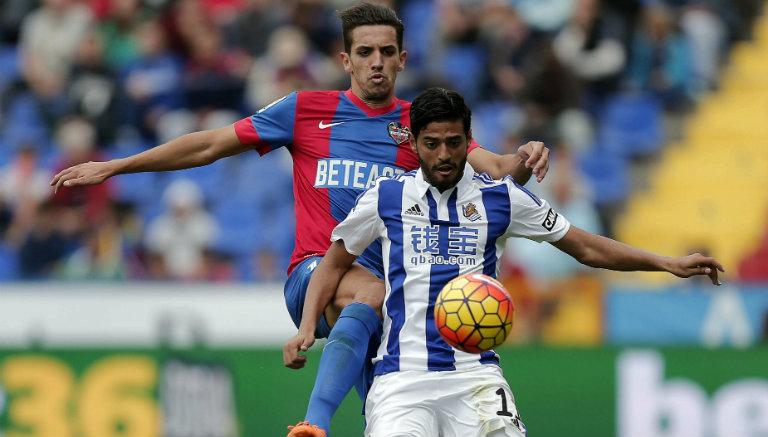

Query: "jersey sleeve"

xmin=504 ymin=181 xmax=571 ymax=243
xmin=233 ymin=92 xmax=297 ymax=155
xmin=468 ymin=139 xmax=481 ymax=154
xmin=331 ymin=182 xmax=385 ymax=256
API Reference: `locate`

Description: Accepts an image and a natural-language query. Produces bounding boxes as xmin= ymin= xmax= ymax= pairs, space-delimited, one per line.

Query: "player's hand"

xmin=283 ymin=330 xmax=316 ymax=369
xmin=517 ymin=141 xmax=549 ymax=183
xmin=667 ymin=253 xmax=725 ymax=285
xmin=50 ymin=161 xmax=117 ymax=193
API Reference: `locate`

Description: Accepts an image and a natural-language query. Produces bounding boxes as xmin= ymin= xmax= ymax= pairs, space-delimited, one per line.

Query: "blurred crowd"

xmin=0 ymin=0 xmax=762 ymax=284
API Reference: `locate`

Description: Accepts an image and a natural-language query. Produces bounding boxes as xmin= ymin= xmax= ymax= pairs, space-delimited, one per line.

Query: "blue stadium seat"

xmin=113 ymin=171 xmax=163 ymax=207
xmin=0 ymin=242 xmax=19 ymax=281
xmin=401 ymin=0 xmax=435 ymax=71
xmin=472 ymin=102 xmax=524 ymax=153
xmin=211 ymin=198 xmax=260 ymax=257
xmin=0 ymin=45 xmax=19 ymax=91
xmin=2 ymin=93 xmax=48 ymax=150
xmin=440 ymin=44 xmax=487 ymax=103
xmin=597 ymin=92 xmax=663 ymax=158
xmin=578 ymin=146 xmax=630 ymax=206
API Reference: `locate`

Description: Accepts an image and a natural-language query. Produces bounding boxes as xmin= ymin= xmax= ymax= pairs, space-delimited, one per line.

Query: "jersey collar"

xmin=343 ymin=89 xmax=399 ymax=117
xmin=414 ymin=162 xmax=476 ymax=200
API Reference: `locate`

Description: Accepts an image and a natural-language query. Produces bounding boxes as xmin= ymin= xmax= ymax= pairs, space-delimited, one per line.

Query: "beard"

xmin=420 ymin=155 xmax=466 ymax=192
xmin=359 ymin=78 xmax=392 ymax=104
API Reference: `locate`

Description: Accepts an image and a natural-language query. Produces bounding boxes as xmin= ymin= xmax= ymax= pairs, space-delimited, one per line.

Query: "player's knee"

xmin=353 ymin=291 xmax=383 ymax=317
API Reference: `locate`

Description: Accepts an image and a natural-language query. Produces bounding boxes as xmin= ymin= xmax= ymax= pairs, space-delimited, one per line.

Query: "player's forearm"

xmin=467 ymin=147 xmax=533 ymax=184
xmin=298 ymin=261 xmax=348 ymax=334
xmin=497 ymin=153 xmax=532 ymax=185
xmin=114 ymin=130 xmax=223 ymax=175
xmin=559 ymin=228 xmax=673 ymax=272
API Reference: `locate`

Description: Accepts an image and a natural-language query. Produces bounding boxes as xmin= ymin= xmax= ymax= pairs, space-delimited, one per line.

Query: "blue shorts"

xmin=284 ymin=255 xmax=384 ymax=339
xmin=284 ymin=256 xmax=332 ymax=338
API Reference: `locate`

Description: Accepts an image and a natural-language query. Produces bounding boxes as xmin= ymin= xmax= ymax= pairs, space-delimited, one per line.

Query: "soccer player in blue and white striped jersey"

xmin=286 ymin=88 xmax=724 ymax=437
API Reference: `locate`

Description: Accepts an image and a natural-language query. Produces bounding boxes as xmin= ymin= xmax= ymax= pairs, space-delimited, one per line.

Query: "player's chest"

xmin=393 ymin=191 xmax=492 ymax=265
xmin=293 ymin=110 xmax=415 ymax=164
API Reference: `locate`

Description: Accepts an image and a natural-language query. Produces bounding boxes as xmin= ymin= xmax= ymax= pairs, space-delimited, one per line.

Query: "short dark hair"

xmin=410 ymin=88 xmax=472 ymax=140
xmin=338 ymin=2 xmax=404 ymax=53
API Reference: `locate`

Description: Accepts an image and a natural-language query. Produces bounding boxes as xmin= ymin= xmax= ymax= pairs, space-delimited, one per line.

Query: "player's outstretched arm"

xmin=551 ymin=226 xmax=725 ymax=285
xmin=467 ymin=141 xmax=550 ymax=184
xmin=50 ymin=125 xmax=250 ymax=192
xmin=283 ymin=240 xmax=358 ymax=369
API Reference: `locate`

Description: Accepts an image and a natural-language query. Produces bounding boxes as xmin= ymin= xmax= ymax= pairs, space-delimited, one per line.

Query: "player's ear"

xmin=410 ymin=133 xmax=417 ymax=153
xmin=340 ymin=52 xmax=352 ymax=74
xmin=397 ymin=50 xmax=407 ymax=71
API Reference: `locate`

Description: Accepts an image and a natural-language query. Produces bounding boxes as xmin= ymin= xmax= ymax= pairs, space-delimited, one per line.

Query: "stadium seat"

xmin=211 ymin=198 xmax=260 ymax=257
xmin=2 ymin=93 xmax=48 ymax=150
xmin=0 ymin=242 xmax=18 ymax=281
xmin=440 ymin=45 xmax=487 ymax=103
xmin=0 ymin=45 xmax=19 ymax=91
xmin=577 ymin=147 xmax=630 ymax=206
xmin=401 ymin=0 xmax=436 ymax=72
xmin=472 ymin=102 xmax=524 ymax=153
xmin=597 ymin=92 xmax=663 ymax=158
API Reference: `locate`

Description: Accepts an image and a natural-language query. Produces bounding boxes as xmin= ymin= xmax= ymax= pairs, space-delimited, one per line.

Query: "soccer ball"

xmin=434 ymin=273 xmax=514 ymax=353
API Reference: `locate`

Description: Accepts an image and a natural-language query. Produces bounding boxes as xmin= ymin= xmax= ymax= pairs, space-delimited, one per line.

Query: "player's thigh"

xmin=365 ymin=373 xmax=438 ymax=437
xmin=325 ymin=262 xmax=385 ymax=325
xmin=441 ymin=367 xmax=527 ymax=437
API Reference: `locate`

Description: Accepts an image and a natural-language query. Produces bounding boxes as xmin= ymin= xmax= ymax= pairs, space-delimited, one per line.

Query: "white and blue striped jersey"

xmin=331 ymin=163 xmax=570 ymax=376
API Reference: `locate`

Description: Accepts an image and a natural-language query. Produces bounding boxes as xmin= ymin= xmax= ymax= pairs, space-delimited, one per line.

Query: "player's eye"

xmin=357 ymin=48 xmax=371 ymax=56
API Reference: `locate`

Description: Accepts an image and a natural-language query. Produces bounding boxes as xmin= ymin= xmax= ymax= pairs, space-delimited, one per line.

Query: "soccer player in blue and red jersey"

xmin=51 ymin=3 xmax=551 ymax=435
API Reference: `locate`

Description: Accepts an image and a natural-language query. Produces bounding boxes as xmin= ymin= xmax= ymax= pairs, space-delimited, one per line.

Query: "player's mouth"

xmin=370 ymin=73 xmax=387 ymax=85
xmin=435 ymin=164 xmax=456 ymax=178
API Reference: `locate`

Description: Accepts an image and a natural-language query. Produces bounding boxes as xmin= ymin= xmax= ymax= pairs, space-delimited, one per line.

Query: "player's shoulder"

xmin=472 ymin=173 xmax=542 ymax=206
xmin=378 ymin=170 xmax=417 ymax=187
xmin=296 ymin=90 xmax=342 ymax=99
xmin=397 ymin=98 xmax=411 ymax=110
xmin=507 ymin=179 xmax=543 ymax=207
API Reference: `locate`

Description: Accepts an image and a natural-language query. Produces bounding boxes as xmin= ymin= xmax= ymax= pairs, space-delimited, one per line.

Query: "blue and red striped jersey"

xmin=234 ymin=89 xmax=479 ymax=274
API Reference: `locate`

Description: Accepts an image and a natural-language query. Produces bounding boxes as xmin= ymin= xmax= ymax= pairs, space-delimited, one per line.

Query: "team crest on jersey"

xmin=462 ymin=203 xmax=482 ymax=222
xmin=387 ymin=122 xmax=411 ymax=145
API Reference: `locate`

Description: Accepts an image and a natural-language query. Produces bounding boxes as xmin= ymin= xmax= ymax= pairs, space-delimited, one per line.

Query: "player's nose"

xmin=370 ymin=51 xmax=384 ymax=68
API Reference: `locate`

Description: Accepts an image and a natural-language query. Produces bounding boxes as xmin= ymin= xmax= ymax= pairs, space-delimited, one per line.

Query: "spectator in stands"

xmin=18 ymin=0 xmax=93 ymax=123
xmin=181 ymin=23 xmax=248 ymax=111
xmin=121 ymin=19 xmax=183 ymax=141
xmin=513 ymin=0 xmax=573 ymax=32
xmin=144 ymin=178 xmax=218 ymax=281
xmin=0 ymin=144 xmax=51 ymax=243
xmin=16 ymin=201 xmax=78 ymax=279
xmin=553 ymin=0 xmax=626 ymax=114
xmin=224 ymin=0 xmax=284 ymax=57
xmin=680 ymin=2 xmax=726 ymax=92
xmin=99 ymin=0 xmax=151 ymax=70
xmin=0 ymin=0 xmax=35 ymax=44
xmin=50 ymin=117 xmax=113 ymax=221
xmin=628 ymin=2 xmax=695 ymax=112
xmin=480 ymin=2 xmax=537 ymax=101
xmin=58 ymin=201 xmax=132 ymax=280
xmin=67 ymin=27 xmax=120 ymax=144
xmin=286 ymin=0 xmax=340 ymax=55
xmin=505 ymin=151 xmax=603 ymax=281
xmin=245 ymin=25 xmax=338 ymax=111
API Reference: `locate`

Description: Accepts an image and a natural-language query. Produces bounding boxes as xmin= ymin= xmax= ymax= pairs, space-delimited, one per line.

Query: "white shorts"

xmin=365 ymin=365 xmax=527 ymax=437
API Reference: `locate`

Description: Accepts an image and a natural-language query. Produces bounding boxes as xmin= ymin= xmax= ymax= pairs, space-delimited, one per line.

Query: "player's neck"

xmin=349 ymin=87 xmax=394 ymax=108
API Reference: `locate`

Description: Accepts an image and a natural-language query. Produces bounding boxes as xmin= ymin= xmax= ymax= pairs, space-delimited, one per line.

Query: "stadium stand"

xmin=616 ymin=11 xmax=768 ymax=282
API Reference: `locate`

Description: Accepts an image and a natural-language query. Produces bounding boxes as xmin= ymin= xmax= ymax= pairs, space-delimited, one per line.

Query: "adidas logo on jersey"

xmin=404 ymin=204 xmax=424 ymax=216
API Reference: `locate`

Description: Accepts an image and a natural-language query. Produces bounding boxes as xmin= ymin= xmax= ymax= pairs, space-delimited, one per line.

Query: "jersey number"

xmin=495 ymin=388 xmax=514 ymax=417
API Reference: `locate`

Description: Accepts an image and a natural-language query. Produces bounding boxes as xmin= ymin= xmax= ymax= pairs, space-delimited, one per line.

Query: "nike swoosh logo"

xmin=318 ymin=121 xmax=345 ymax=129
